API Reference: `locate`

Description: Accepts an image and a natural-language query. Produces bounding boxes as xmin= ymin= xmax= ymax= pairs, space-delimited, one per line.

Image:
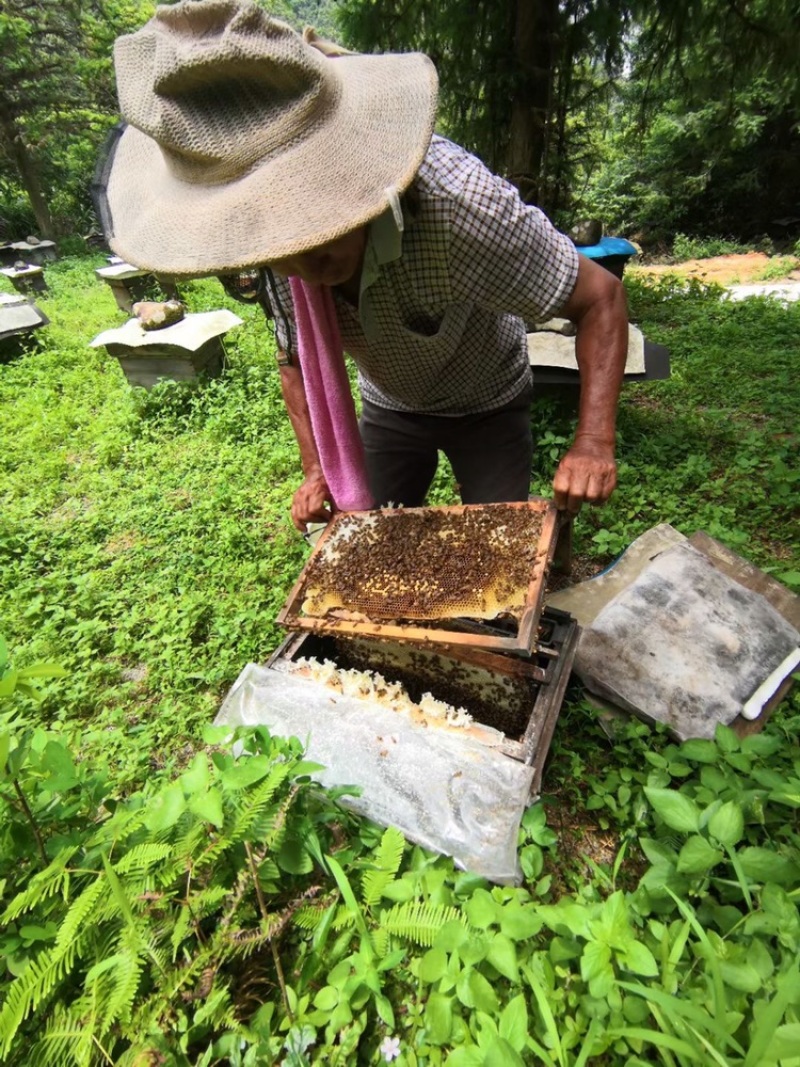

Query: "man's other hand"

xmin=291 ymin=469 xmax=333 ymax=531
xmin=553 ymin=434 xmax=617 ymax=514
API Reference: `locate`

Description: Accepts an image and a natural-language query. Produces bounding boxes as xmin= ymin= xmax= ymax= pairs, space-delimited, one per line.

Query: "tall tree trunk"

xmin=0 ymin=98 xmax=57 ymax=241
xmin=507 ymin=0 xmax=559 ymax=207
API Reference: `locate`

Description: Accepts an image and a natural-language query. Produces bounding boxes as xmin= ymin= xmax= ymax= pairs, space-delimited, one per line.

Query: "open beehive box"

xmin=277 ymin=499 xmax=566 ymax=654
xmin=220 ymin=501 xmax=576 ymax=880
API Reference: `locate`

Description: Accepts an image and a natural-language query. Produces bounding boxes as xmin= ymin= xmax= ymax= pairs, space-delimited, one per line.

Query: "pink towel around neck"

xmin=288 ymin=277 xmax=374 ymax=512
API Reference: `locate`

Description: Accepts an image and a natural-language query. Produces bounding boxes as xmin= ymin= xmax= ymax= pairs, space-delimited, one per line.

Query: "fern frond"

xmin=156 ymin=822 xmax=207 ymax=884
xmin=331 ymin=903 xmax=354 ymax=931
xmin=30 ymin=1006 xmax=96 ymax=1067
xmin=0 ymin=846 xmax=80 ymax=924
xmin=379 ymin=902 xmax=467 ymax=947
xmin=193 ymin=766 xmax=294 ymax=872
xmin=372 ymin=928 xmax=390 ymax=958
xmin=0 ymin=935 xmax=86 ymax=1055
xmin=96 ymin=934 xmax=145 ymax=1035
xmin=112 ymin=842 xmax=174 ymax=876
xmin=361 ymin=870 xmax=392 ymax=912
xmin=53 ymin=877 xmax=108 ymax=953
xmin=373 ymin=827 xmax=406 ymax=879
xmin=361 ymin=827 xmax=406 ymax=910
xmin=293 ymin=904 xmax=327 ymax=931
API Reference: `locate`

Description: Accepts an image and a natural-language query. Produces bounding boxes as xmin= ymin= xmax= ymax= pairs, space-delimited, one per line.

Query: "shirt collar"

xmin=360 ymin=196 xmax=404 ymax=295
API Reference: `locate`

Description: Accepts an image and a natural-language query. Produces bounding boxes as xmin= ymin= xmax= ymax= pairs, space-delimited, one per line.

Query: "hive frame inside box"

xmin=277 ymin=500 xmax=568 ymax=655
xmin=268 ymin=606 xmax=579 ymax=794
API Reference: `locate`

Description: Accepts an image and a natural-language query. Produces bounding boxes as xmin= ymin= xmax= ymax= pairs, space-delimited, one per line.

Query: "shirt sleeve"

xmin=264 ymin=269 xmax=298 ymax=359
xmin=445 ymin=155 xmax=580 ymax=324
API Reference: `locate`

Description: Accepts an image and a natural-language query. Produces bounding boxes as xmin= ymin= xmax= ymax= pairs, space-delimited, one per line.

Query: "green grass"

xmin=2 ymin=260 xmax=799 ymax=772
xmin=1 ymin=256 xmax=800 ymax=1065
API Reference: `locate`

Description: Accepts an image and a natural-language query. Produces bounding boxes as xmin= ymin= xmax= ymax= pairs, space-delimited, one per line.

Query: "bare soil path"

xmin=629 ymin=252 xmax=800 ymax=286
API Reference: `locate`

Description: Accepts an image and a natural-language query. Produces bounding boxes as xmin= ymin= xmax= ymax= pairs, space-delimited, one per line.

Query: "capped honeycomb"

xmin=298 ymin=504 xmax=547 ymax=623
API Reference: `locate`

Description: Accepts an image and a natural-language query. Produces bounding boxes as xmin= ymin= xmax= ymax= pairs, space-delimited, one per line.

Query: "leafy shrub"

xmin=671 ymin=233 xmax=760 ymax=261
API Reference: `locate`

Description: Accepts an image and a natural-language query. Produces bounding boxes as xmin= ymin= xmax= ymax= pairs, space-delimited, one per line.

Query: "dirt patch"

xmin=630 ymin=252 xmax=800 ymax=287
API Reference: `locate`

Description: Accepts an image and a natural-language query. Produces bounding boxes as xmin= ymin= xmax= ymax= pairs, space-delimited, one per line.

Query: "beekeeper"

xmin=100 ymin=0 xmax=628 ymax=529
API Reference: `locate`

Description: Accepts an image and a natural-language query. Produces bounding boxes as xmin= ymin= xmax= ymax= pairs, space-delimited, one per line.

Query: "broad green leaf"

xmin=146 ymin=782 xmax=187 ymax=832
xmin=456 ymin=967 xmax=499 ymax=1013
xmin=16 ymin=663 xmax=67 ymax=680
xmin=381 ymin=879 xmax=415 ymax=902
xmin=460 ymin=934 xmax=489 ymax=966
xmin=486 ymin=933 xmax=520 ymax=983
xmin=424 ymin=991 xmax=453 ymax=1045
xmin=739 ymin=848 xmax=800 ymax=886
xmin=708 ymin=801 xmax=744 ymax=846
xmin=312 ymin=986 xmax=338 ymax=1011
xmin=592 ymin=891 xmax=630 ymax=948
xmin=620 ymin=940 xmax=659 ymax=977
xmin=767 ymin=1023 xmax=800 ymax=1059
xmin=444 ymin=1047 xmax=484 ymax=1067
xmin=375 ymin=992 xmax=394 ymax=1028
xmin=377 ymin=949 xmax=406 ymax=973
xmin=581 ymin=940 xmax=614 ymax=998
xmin=638 ymin=838 xmax=678 ymax=867
xmin=518 ymin=902 xmax=571 ymax=939
xmin=219 ymin=754 xmax=272 ymax=789
xmin=277 ymin=836 xmax=313 ymax=875
xmin=676 ymin=835 xmax=724 ymax=874
xmin=719 ymin=960 xmax=762 ymax=993
xmin=679 ymin=738 xmax=719 ymax=763
xmin=519 ymin=844 xmax=544 ymax=880
xmin=498 ymin=994 xmax=528 ymax=1052
xmin=748 ymin=938 xmax=775 ymax=981
xmin=0 ymin=731 xmax=8 ymax=771
xmin=549 ymin=935 xmax=581 ymax=963
xmin=435 ymin=920 xmax=469 ymax=952
xmin=187 ymin=786 xmax=224 ymax=828
xmin=293 ymin=759 xmax=324 ymax=777
xmin=19 ymin=923 xmax=56 ymax=943
xmin=644 ymin=787 xmax=701 ymax=833
xmin=468 ymin=969 xmax=499 ymax=1014
xmin=740 ymin=733 xmax=782 ymax=758
xmin=485 ymin=1037 xmax=525 ymax=1067
xmin=181 ymin=753 xmax=209 ymax=794
xmin=465 ymin=888 xmax=497 ymax=929
xmin=714 ymin=724 xmax=740 ymax=754
xmin=0 ymin=668 xmax=19 ymax=697
xmin=418 ymin=947 xmax=448 ymax=984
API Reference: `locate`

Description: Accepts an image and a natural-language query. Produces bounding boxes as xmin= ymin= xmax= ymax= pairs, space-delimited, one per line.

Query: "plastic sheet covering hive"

xmin=298 ymin=503 xmax=547 ymax=623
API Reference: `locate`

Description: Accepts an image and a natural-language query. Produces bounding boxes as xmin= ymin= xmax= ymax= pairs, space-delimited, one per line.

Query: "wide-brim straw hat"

xmin=102 ymin=0 xmax=438 ymax=277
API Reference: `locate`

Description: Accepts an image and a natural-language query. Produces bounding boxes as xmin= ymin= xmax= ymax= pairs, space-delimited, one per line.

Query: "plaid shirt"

xmin=266 ymin=135 xmax=579 ymax=414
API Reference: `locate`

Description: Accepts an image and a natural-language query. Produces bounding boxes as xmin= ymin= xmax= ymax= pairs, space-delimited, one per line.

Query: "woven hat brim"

xmin=105 ymin=51 xmax=437 ymax=277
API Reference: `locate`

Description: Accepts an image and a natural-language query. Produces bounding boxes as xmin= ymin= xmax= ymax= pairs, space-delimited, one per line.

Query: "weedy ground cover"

xmin=0 ymin=257 xmax=799 ymax=1065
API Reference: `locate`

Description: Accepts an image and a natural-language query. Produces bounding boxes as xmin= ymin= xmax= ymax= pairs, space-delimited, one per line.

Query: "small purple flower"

xmin=380 ymin=1035 xmax=401 ymax=1062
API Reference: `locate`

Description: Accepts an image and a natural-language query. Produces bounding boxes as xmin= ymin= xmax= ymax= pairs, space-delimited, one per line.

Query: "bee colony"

xmin=218 ymin=501 xmax=577 ymax=882
xmin=278 ymin=500 xmax=562 ymax=653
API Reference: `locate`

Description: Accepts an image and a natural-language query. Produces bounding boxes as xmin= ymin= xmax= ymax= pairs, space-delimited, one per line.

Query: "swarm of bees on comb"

xmin=299 ymin=505 xmax=546 ymax=622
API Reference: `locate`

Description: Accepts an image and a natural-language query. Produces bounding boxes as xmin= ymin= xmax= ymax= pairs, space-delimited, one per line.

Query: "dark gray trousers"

xmin=359 ymin=377 xmax=534 ymax=507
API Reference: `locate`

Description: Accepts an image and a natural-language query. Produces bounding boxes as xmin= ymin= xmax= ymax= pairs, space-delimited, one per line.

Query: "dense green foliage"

xmin=1 ymin=257 xmax=799 ymax=1063
xmin=3 ymin=0 xmax=800 ymax=247
xmin=0 ymin=0 xmax=153 ymax=239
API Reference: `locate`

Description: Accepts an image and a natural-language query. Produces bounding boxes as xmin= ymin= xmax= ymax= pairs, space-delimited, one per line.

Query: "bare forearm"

xmin=573 ymin=278 xmax=628 ymax=445
xmin=279 ymin=361 xmax=322 ymax=476
xmin=551 ymin=257 xmax=629 ymax=512
xmin=279 ymin=359 xmax=333 ymax=529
